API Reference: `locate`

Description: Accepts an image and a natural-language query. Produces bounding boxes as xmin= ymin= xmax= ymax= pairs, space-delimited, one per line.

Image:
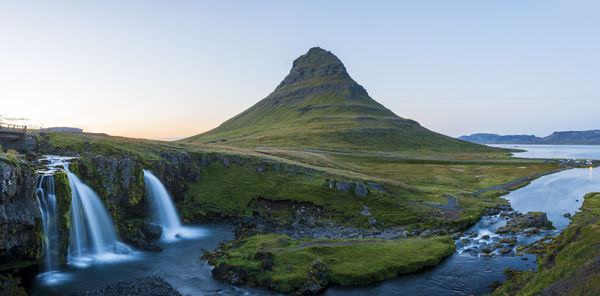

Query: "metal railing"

xmin=0 ymin=122 xmax=27 ymax=132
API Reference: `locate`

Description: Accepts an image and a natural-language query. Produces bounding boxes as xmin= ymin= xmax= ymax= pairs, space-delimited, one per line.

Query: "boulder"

xmin=355 ymin=182 xmax=369 ymax=197
xmin=335 ymin=181 xmax=354 ymax=192
xmin=143 ymin=223 xmax=163 ymax=240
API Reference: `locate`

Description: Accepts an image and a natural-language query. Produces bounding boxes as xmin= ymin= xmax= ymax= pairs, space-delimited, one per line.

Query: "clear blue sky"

xmin=1 ymin=1 xmax=598 ymax=138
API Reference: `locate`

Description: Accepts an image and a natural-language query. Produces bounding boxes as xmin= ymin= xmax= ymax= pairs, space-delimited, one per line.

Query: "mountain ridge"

xmin=460 ymin=130 xmax=600 ymax=145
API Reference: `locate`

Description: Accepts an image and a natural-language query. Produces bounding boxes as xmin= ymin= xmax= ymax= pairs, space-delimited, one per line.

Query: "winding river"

xmin=32 ymin=145 xmax=600 ymax=295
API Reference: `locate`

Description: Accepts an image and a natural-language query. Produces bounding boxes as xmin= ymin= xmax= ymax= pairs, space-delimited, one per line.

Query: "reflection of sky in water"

xmin=505 ymin=167 xmax=600 ymax=230
xmin=490 ymin=144 xmax=600 ymax=160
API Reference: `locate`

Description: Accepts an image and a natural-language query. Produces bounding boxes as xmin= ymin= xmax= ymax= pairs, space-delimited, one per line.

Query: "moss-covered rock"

xmin=0 ymin=273 xmax=27 ymax=296
xmin=69 ymin=156 xmax=147 ymax=238
xmin=53 ymin=171 xmax=71 ymax=262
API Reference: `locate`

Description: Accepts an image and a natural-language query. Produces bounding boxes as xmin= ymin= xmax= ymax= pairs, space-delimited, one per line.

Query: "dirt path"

xmin=474 ymin=168 xmax=566 ymax=196
xmin=425 ymin=195 xmax=461 ymax=211
xmin=260 ymin=147 xmax=552 ymax=164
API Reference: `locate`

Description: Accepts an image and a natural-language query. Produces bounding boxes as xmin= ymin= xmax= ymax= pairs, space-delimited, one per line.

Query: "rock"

xmin=222 ymin=157 xmax=230 ymax=168
xmin=113 ymin=242 xmax=131 ymax=254
xmin=496 ymin=212 xmax=555 ymax=234
xmin=143 ymin=223 xmax=163 ymax=240
xmin=253 ymin=165 xmax=266 ymax=174
xmin=75 ymin=276 xmax=182 ymax=296
xmin=299 ymin=259 xmax=330 ymax=294
xmin=482 ymin=248 xmax=492 ymax=254
xmin=0 ymin=161 xmax=40 ymax=267
xmin=335 ymin=181 xmax=354 ymax=192
xmin=419 ymin=230 xmax=433 ymax=238
xmin=368 ymin=217 xmax=377 ymax=225
xmin=499 ymin=236 xmax=518 ymax=247
xmin=360 ymin=206 xmax=371 ymax=216
xmin=367 ymin=182 xmax=386 ymax=192
xmin=564 ymin=213 xmax=571 ymax=218
xmin=481 ymin=235 xmax=490 ymax=240
xmin=354 ymin=182 xmax=369 ymax=197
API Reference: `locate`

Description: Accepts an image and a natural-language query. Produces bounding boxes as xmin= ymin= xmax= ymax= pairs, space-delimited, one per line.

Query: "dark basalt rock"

xmin=0 ymin=161 xmax=41 ymax=268
xmin=496 ymin=212 xmax=554 ymax=235
xmin=143 ymin=223 xmax=163 ymax=240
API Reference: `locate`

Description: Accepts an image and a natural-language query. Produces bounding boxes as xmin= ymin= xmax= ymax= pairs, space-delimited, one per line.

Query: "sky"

xmin=1 ymin=0 xmax=599 ymax=139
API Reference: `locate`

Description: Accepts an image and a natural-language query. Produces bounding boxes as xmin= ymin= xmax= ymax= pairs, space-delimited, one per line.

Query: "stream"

xmin=31 ymin=146 xmax=600 ymax=295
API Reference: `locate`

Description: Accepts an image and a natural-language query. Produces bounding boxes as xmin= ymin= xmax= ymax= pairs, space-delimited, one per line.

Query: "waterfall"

xmin=36 ymin=175 xmax=59 ymax=273
xmin=66 ymin=169 xmax=131 ymax=266
xmin=143 ymin=170 xmax=183 ymax=240
xmin=143 ymin=170 xmax=204 ymax=241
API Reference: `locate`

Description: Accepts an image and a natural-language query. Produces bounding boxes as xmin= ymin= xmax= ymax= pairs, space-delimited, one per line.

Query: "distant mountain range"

xmin=459 ymin=130 xmax=600 ymax=145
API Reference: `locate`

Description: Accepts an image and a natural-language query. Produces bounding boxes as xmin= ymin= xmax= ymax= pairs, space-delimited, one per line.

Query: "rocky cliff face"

xmin=69 ymin=156 xmax=146 ymax=235
xmin=0 ymin=161 xmax=41 ymax=269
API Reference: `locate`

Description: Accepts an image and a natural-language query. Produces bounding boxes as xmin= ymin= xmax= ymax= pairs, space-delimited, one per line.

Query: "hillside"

xmin=183 ymin=47 xmax=495 ymax=154
xmin=460 ymin=130 xmax=600 ymax=145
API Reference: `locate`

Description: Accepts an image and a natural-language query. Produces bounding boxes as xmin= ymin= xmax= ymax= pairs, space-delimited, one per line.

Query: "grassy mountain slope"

xmin=183 ymin=47 xmax=496 ymax=154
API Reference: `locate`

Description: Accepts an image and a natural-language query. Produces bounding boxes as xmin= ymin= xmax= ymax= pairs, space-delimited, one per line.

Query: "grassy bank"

xmin=493 ymin=192 xmax=600 ymax=295
xmin=205 ymin=234 xmax=455 ymax=293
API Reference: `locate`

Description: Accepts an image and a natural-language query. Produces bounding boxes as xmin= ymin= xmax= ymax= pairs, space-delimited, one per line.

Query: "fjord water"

xmin=144 ymin=169 xmax=205 ymax=241
xmin=491 ymin=144 xmax=600 ymax=159
xmin=505 ymin=167 xmax=600 ymax=229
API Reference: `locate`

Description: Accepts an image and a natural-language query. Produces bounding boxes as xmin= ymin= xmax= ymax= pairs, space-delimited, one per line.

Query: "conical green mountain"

xmin=184 ymin=47 xmax=492 ymax=154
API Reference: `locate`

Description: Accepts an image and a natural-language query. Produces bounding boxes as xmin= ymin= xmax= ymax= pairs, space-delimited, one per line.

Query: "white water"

xmin=36 ymin=175 xmax=59 ymax=273
xmin=66 ymin=168 xmax=133 ymax=267
xmin=143 ymin=170 xmax=205 ymax=241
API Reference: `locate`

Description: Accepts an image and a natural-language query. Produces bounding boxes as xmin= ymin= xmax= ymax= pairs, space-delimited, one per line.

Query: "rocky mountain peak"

xmin=276 ymin=47 xmax=351 ymax=89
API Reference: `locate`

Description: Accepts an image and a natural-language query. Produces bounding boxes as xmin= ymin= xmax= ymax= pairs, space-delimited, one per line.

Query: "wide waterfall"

xmin=36 ymin=175 xmax=59 ymax=273
xmin=143 ymin=170 xmax=204 ymax=241
xmin=66 ymin=169 xmax=132 ymax=267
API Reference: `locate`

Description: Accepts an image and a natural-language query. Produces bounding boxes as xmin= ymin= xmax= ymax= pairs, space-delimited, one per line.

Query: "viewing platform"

xmin=0 ymin=122 xmax=36 ymax=152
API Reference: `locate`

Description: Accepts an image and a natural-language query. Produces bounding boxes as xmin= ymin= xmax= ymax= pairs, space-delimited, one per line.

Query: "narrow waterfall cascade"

xmin=143 ymin=170 xmax=205 ymax=241
xmin=36 ymin=175 xmax=59 ymax=274
xmin=66 ymin=169 xmax=133 ymax=267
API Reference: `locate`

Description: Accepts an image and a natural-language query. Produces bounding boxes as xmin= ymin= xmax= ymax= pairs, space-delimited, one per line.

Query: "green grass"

xmin=182 ymin=159 xmax=427 ymax=228
xmin=35 ymin=132 xmax=189 ymax=165
xmin=207 ymin=234 xmax=455 ymax=293
xmin=493 ymin=192 xmax=600 ymax=295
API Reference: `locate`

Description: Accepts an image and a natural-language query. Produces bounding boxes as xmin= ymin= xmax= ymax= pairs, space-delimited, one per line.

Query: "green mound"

xmin=205 ymin=234 xmax=455 ymax=293
xmin=183 ymin=47 xmax=495 ymax=155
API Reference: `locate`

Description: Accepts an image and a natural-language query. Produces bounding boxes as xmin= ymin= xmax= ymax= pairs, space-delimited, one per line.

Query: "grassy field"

xmin=205 ymin=234 xmax=455 ymax=293
xmin=493 ymin=192 xmax=600 ymax=295
xmin=37 ymin=131 xmax=562 ymax=230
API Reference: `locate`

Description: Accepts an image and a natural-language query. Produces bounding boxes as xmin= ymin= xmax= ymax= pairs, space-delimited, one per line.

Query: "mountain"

xmin=460 ymin=130 xmax=600 ymax=145
xmin=459 ymin=133 xmax=541 ymax=144
xmin=184 ymin=47 xmax=494 ymax=154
